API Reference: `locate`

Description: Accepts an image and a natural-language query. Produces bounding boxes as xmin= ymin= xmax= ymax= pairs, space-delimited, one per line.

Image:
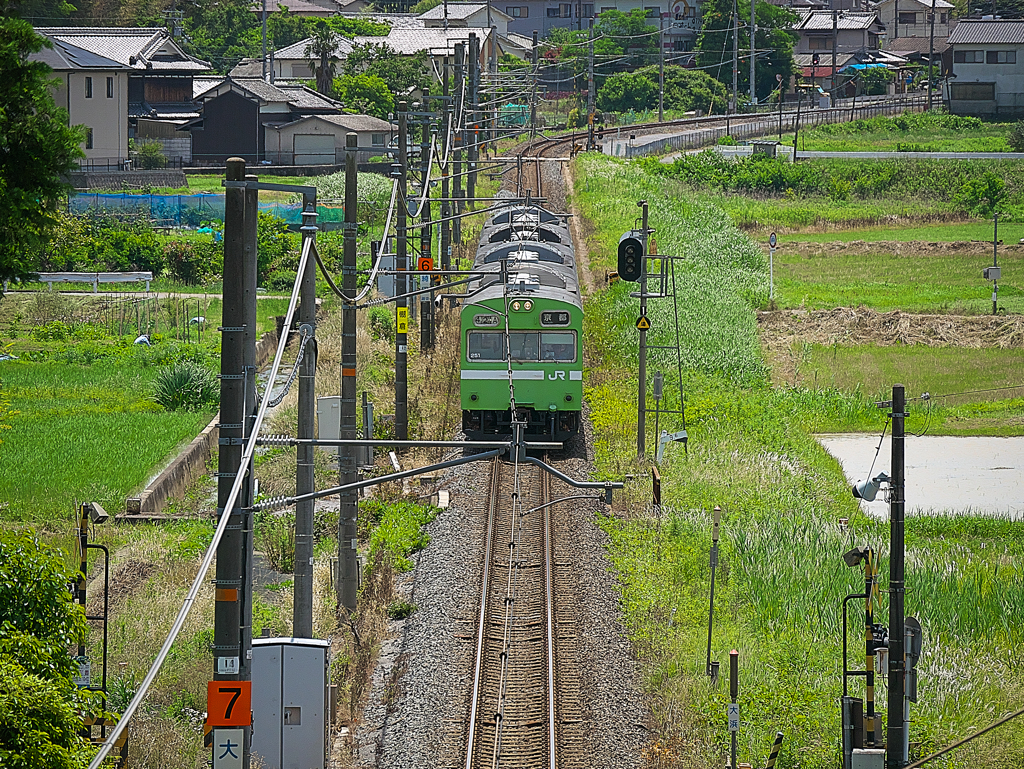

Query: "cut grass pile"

xmin=572 ymin=153 xmax=1024 ymax=768
xmin=0 ymin=362 xmax=212 ymax=521
xmin=772 ymin=245 xmax=1024 ymax=314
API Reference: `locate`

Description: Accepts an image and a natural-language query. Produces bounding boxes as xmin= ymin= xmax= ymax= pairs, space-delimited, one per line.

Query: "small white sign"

xmin=213 ymin=728 xmax=244 ymax=769
xmin=73 ymin=656 xmax=91 ymax=688
xmin=727 ymin=703 xmax=740 ymax=732
xmin=216 ymin=656 xmax=240 ymax=675
xmin=769 ymin=232 xmax=777 ymax=248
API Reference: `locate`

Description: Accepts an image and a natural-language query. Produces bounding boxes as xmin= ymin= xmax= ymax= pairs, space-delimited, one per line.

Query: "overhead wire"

xmin=87 ymin=236 xmax=316 ymax=769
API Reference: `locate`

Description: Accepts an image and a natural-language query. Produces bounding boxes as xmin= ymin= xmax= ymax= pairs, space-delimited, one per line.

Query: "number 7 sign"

xmin=207 ymin=681 xmax=252 ymax=727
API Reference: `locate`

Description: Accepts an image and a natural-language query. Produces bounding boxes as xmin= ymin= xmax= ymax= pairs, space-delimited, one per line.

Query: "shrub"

xmin=164 ymin=239 xmax=221 ymax=284
xmin=596 ymin=71 xmax=657 ymax=113
xmin=254 ymin=512 xmax=296 ymax=573
xmin=256 ymin=212 xmax=296 ymax=286
xmin=567 ymin=106 xmax=583 ymax=128
xmin=953 ymin=171 xmax=1006 ymax=218
xmin=265 ymin=269 xmax=298 ymax=292
xmin=135 ymin=140 xmax=168 ymax=169
xmin=387 ymin=600 xmax=416 ymax=620
xmin=1009 ymin=120 xmax=1024 ymax=152
xmin=368 ymin=305 xmax=395 ymax=342
xmin=152 ymin=361 xmax=219 ymax=412
xmin=827 ymin=176 xmax=852 ymax=202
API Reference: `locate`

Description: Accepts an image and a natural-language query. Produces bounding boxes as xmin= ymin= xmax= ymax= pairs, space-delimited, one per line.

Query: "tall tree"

xmin=0 ymin=18 xmax=83 ymax=291
xmin=695 ymin=0 xmax=798 ymax=103
xmin=305 ymin=20 xmax=340 ymax=96
xmin=343 ymin=43 xmax=430 ymax=97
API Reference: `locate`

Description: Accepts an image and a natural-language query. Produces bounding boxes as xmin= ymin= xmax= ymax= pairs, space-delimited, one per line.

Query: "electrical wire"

xmin=912 ymin=384 xmax=1024 ymax=401
xmin=86 ymin=236 xmax=315 ymax=769
xmin=865 ymin=415 xmax=891 ymax=481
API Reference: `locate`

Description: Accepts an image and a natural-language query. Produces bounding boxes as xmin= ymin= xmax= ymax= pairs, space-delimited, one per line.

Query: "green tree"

xmin=596 ymin=70 xmax=657 ymax=112
xmin=181 ymin=0 xmax=261 ymax=73
xmin=0 ymin=530 xmax=104 ymax=769
xmin=0 ymin=18 xmax=83 ymax=291
xmin=305 ymin=20 xmax=340 ymax=96
xmin=695 ymin=0 xmax=797 ymax=104
xmin=633 ymin=64 xmax=728 ymax=114
xmin=334 ymin=72 xmax=394 ymax=117
xmin=409 ymin=0 xmax=441 ymax=11
xmin=593 ymin=8 xmax=658 ymax=60
xmin=343 ymin=43 xmax=430 ymax=97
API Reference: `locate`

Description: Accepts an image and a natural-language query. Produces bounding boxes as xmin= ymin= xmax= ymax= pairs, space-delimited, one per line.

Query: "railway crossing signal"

xmin=617 ymin=230 xmax=644 ymax=282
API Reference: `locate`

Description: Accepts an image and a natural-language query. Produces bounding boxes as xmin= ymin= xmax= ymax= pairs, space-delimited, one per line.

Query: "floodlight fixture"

xmin=842 ymin=545 xmax=870 ymax=568
xmin=852 ymin=472 xmax=891 ymax=502
xmin=85 ymin=502 xmax=109 ymax=524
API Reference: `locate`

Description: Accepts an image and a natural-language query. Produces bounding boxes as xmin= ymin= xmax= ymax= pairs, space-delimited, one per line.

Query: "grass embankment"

xmin=573 ymin=153 xmax=1024 ymax=768
xmin=644 ymin=148 xmax=1024 ymax=231
xmin=794 ymin=112 xmax=1017 ymax=153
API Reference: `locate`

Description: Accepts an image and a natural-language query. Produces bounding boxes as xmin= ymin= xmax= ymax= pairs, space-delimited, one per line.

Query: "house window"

xmin=600 ymin=5 xmax=613 ymax=11
xmin=106 ymin=77 xmax=114 ymax=98
xmin=582 ymin=4 xmax=593 ymax=15
xmin=939 ymin=12 xmax=948 ymax=23
xmin=897 ymin=11 xmax=917 ymax=24
xmin=506 ymin=5 xmax=527 ymax=15
xmin=85 ymin=76 xmax=93 ymax=98
xmin=644 ymin=6 xmax=659 ymax=17
xmin=560 ymin=3 xmax=571 ymax=15
xmin=986 ymin=50 xmax=1016 ymax=64
xmin=371 ymin=132 xmax=385 ymax=146
xmin=953 ymin=49 xmax=985 ymax=63
xmin=85 ymin=127 xmax=93 ymax=149
xmin=808 ymin=37 xmax=832 ymax=50
xmin=672 ymin=39 xmax=689 ymax=51
xmin=547 ymin=5 xmax=560 ymax=15
xmin=950 ymin=81 xmax=995 ymax=100
xmin=869 ymin=33 xmax=880 ymax=48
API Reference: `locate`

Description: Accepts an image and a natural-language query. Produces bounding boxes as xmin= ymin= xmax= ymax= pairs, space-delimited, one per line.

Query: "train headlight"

xmin=524 ymin=300 xmax=533 ymax=311
xmin=512 ymin=300 xmax=521 ymax=311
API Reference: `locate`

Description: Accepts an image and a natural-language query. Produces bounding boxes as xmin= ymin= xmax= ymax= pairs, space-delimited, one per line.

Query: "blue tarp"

xmin=841 ymin=63 xmax=891 ymax=72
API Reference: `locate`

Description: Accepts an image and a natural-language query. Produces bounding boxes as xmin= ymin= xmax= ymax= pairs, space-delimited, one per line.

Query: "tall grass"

xmin=0 ymin=363 xmax=211 ymax=521
xmin=573 ymin=153 xmax=1024 ymax=768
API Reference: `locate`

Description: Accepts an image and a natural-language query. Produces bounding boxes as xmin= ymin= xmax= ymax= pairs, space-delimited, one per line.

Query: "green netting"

xmin=68 ymin=193 xmax=347 ymax=226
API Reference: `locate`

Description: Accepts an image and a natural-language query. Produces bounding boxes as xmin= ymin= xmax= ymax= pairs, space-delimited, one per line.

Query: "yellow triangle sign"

xmin=636 ymin=315 xmax=651 ymax=330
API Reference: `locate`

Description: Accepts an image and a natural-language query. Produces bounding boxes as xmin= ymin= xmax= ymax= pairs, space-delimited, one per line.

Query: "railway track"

xmin=465 ymin=457 xmax=566 ymax=769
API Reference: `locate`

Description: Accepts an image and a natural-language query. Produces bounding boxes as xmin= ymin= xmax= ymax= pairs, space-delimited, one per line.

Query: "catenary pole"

xmin=339 ymin=133 xmax=359 ymax=612
xmin=240 ymin=173 xmax=258 ymax=681
xmin=396 ymin=102 xmax=409 ymax=441
xmin=294 ymin=186 xmax=317 ymax=636
xmin=214 ymin=157 xmax=252 ymax=767
xmin=442 ymin=59 xmax=451 ymax=273
xmin=468 ymin=34 xmax=478 ymax=208
xmin=588 ymin=19 xmax=595 ymax=150
xmin=928 ymin=0 xmax=936 ymax=110
xmin=749 ymin=0 xmax=756 ymax=107
xmin=659 ymin=15 xmax=665 ymax=122
xmin=454 ymin=43 xmax=464 ymax=245
xmin=731 ymin=0 xmax=739 ymax=113
xmin=886 ymin=384 xmax=907 ymax=769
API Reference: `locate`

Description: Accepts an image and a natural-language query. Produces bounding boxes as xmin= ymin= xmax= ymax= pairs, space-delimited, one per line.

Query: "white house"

xmin=876 ymin=0 xmax=954 ymax=44
xmin=30 ymin=37 xmax=130 ymax=166
xmin=420 ymin=2 xmax=512 ymax=36
xmin=946 ymin=19 xmax=1024 ymax=116
xmin=264 ymin=113 xmax=393 ymax=164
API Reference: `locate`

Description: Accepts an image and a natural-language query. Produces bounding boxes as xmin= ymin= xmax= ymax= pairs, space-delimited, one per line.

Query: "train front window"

xmin=468 ymin=331 xmax=505 ymax=361
xmin=508 ymin=332 xmax=538 ymax=361
xmin=541 ymin=332 xmax=576 ymax=362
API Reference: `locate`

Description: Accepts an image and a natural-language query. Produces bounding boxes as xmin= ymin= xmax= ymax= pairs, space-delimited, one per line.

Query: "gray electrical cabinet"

xmin=251 ymin=638 xmax=330 ymax=769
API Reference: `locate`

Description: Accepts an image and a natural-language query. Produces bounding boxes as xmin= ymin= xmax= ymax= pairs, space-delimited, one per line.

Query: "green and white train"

xmin=460 ymin=204 xmax=582 ymax=442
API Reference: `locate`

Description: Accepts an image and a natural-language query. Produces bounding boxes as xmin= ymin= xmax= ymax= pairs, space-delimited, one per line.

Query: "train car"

xmin=460 ymin=205 xmax=582 ymax=442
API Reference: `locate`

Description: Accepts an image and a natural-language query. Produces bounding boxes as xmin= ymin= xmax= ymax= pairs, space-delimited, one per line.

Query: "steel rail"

xmin=465 ymin=457 xmax=502 ymax=769
xmin=542 ymin=466 xmax=557 ymax=769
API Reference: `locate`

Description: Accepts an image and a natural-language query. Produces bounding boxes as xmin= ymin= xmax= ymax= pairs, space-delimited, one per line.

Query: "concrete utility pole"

xmin=214 ymin=157 xmax=254 ymax=767
xmin=454 ymin=43 xmax=464 ymax=246
xmin=749 ymin=0 xmax=757 ymax=107
xmin=928 ymin=0 xmax=936 ymax=110
xmin=241 ymin=172 xmax=258 ymax=678
xmin=588 ymin=19 xmax=595 ymax=150
xmin=338 ymin=133 xmax=359 ymax=612
xmin=420 ymin=112 xmax=434 ymax=351
xmin=396 ymin=102 xmax=409 ymax=442
xmin=468 ymin=34 xmax=478 ymax=208
xmin=832 ymin=10 xmax=838 ymax=97
xmin=531 ymin=30 xmax=539 ymax=136
xmin=659 ymin=16 xmax=665 ymax=122
xmin=886 ymin=384 xmax=907 ymax=769
xmin=293 ymin=185 xmax=317 ymax=636
xmin=637 ymin=200 xmax=649 ymax=459
xmin=441 ymin=59 xmax=451 ymax=273
xmin=731 ymin=0 xmax=739 ymax=113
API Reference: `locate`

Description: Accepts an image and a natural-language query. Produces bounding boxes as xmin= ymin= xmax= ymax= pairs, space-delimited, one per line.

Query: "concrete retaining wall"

xmin=122 ymin=329 xmax=278 ymax=519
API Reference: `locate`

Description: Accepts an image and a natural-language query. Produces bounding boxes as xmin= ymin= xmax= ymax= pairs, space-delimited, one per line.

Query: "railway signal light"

xmin=617 ymin=230 xmax=644 ymax=282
